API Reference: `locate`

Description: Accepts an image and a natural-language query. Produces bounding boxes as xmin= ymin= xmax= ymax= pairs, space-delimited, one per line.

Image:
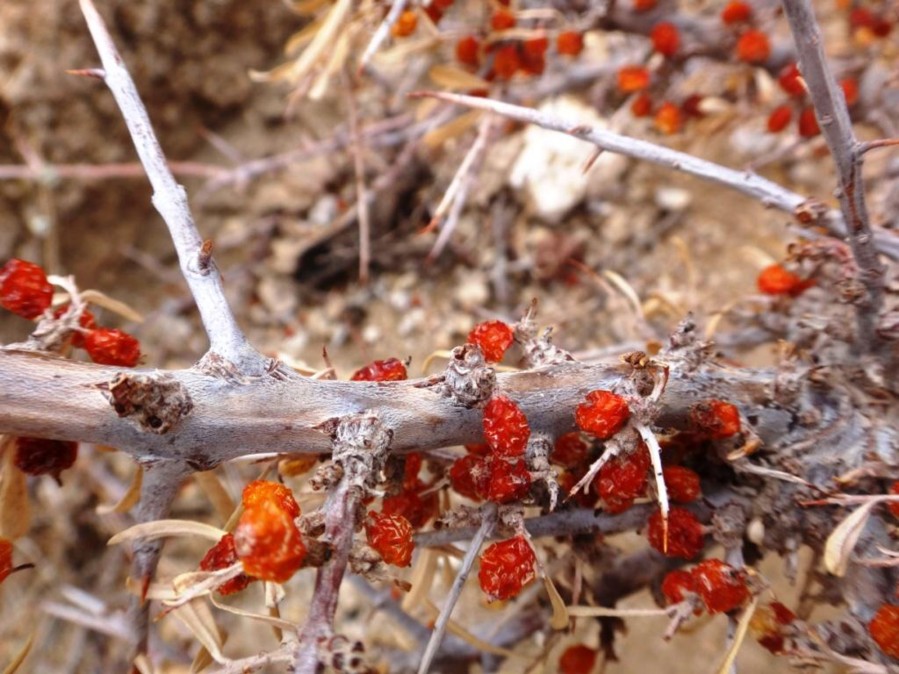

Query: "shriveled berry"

xmin=468 ymin=320 xmax=514 ymax=363
xmin=721 ymin=1 xmax=752 ymax=24
xmin=617 ymin=65 xmax=650 ymax=93
xmin=0 ymin=538 xmax=13 ymax=585
xmin=757 ymin=264 xmax=812 ymax=296
xmin=449 ymin=454 xmax=489 ymax=501
xmin=0 ymin=259 xmax=53 ymax=320
xmin=233 ymin=499 xmax=306 ymax=583
xmin=557 ymin=31 xmax=584 ymax=57
xmin=797 ymin=106 xmax=820 ymax=138
xmin=869 ymin=604 xmax=899 ymax=659
xmin=551 ymin=432 xmax=589 ymax=468
xmin=559 ymin=644 xmax=598 ymax=674
xmin=491 ymin=8 xmax=515 ymax=31
xmin=631 ymin=93 xmax=653 ymax=117
xmin=750 ymin=601 xmax=796 ymax=654
xmin=366 ymin=512 xmax=414 ymax=567
xmin=575 ymin=390 xmax=629 ymax=440
xmin=383 ymin=485 xmax=439 ymax=528
xmin=492 ymin=44 xmax=521 ymax=79
xmin=691 ymin=559 xmax=750 ymax=613
xmin=662 ymin=465 xmax=701 ymax=503
xmin=736 ymin=29 xmax=770 ymax=63
xmin=351 ymin=357 xmax=408 ymax=382
xmin=53 ymin=305 xmax=97 ymax=348
xmin=661 ymin=569 xmax=697 ymax=604
xmin=681 ymin=94 xmax=705 ymax=119
xmin=596 ymin=445 xmax=650 ymax=508
xmin=465 ymin=442 xmax=490 ymax=456
xmin=402 ymin=452 xmax=424 ymax=490
xmin=650 ymin=22 xmax=679 ymax=57
xmin=478 ymin=535 xmax=536 ymax=601
xmin=777 ymin=63 xmax=805 ymax=97
xmin=767 ymin=105 xmax=792 ymax=133
xmin=888 ymin=481 xmax=899 ymax=518
xmin=83 ymin=328 xmax=141 ymax=367
xmin=483 ymin=395 xmax=530 ymax=457
xmin=242 ymin=480 xmax=301 ymax=519
xmin=391 ymin=10 xmax=417 ymax=37
xmin=653 ymin=101 xmax=682 ymax=134
xmin=648 ymin=507 xmax=704 ymax=559
xmin=456 ymin=36 xmax=481 ymax=68
xmin=14 ymin=436 xmax=78 ymax=480
xmin=199 ymin=533 xmax=255 ymax=596
xmin=486 ymin=456 xmax=531 ymax=503
xmin=689 ymin=400 xmax=741 ymax=440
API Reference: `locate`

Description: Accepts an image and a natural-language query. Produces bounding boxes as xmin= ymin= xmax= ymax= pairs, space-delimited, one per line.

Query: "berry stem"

xmin=636 ymin=422 xmax=669 ymax=553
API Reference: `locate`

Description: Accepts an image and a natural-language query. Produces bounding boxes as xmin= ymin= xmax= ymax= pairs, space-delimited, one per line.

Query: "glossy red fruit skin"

xmin=350 ymin=357 xmax=407 ymax=382
xmin=617 ymin=65 xmax=650 ymax=93
xmin=663 ymin=465 xmax=701 ymax=503
xmin=83 ymin=328 xmax=141 ymax=367
xmin=647 ymin=507 xmax=704 ymax=559
xmin=721 ymin=1 xmax=752 ymax=24
xmin=449 ymin=454 xmax=489 ymax=501
xmin=777 ymin=63 xmax=805 ymax=96
xmin=596 ymin=446 xmax=650 ymax=512
xmin=661 ymin=568 xmax=697 ymax=604
xmin=242 ymin=480 xmax=301 ymax=519
xmin=199 ymin=533 xmax=255 ymax=596
xmin=650 ymin=22 xmax=679 ymax=57
xmin=0 ymin=538 xmax=13 ymax=584
xmin=483 ymin=395 xmax=530 ymax=457
xmin=575 ymin=390 xmax=630 ymax=440
xmin=551 ymin=432 xmax=590 ymax=468
xmin=0 ymin=259 xmax=54 ymax=319
xmin=486 ymin=456 xmax=532 ymax=504
xmin=869 ymin=604 xmax=899 ymax=659
xmin=757 ymin=264 xmax=812 ymax=296
xmin=365 ymin=512 xmax=414 ymax=567
xmin=558 ymin=644 xmax=598 ymax=674
xmin=478 ymin=535 xmax=536 ymax=601
xmin=468 ymin=320 xmax=514 ymax=362
xmin=233 ymin=499 xmax=307 ymax=583
xmin=14 ymin=436 xmax=79 ymax=479
xmin=691 ymin=559 xmax=750 ymax=613
xmin=689 ymin=400 xmax=740 ymax=440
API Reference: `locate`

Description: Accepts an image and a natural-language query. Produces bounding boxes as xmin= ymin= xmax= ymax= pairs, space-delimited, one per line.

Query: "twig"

xmin=78 ymin=0 xmax=264 ymax=373
xmin=417 ymin=504 xmax=497 ymax=674
xmin=0 ymin=161 xmax=225 ymax=182
xmin=780 ymin=0 xmax=886 ymax=349
xmin=408 ymin=91 xmax=899 ymax=261
xmin=358 ymin=0 xmax=409 ymax=73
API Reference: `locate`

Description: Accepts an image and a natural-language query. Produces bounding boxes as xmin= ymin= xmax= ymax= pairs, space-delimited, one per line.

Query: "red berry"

xmin=647 ymin=507 xmax=704 ymax=559
xmin=681 ymin=94 xmax=705 ymax=119
xmin=468 ymin=320 xmax=514 ymax=363
xmin=797 ymin=106 xmax=820 ymax=138
xmin=0 ymin=538 xmax=13 ymax=585
xmin=233 ymin=499 xmax=306 ymax=583
xmin=736 ymin=29 xmax=770 ymax=64
xmin=551 ymin=432 xmax=590 ymax=468
xmin=350 ymin=357 xmax=408 ymax=382
xmin=0 ymin=259 xmax=53 ymax=320
xmin=888 ymin=482 xmax=899 ymax=518
xmin=402 ymin=452 xmax=424 ymax=490
xmin=631 ymin=93 xmax=653 ymax=117
xmin=383 ymin=485 xmax=439 ymax=528
xmin=559 ymin=644 xmax=598 ymax=674
xmin=750 ymin=601 xmax=796 ymax=654
xmin=483 ymin=395 xmax=530 ymax=457
xmin=391 ymin=10 xmax=417 ymax=37
xmin=757 ymin=264 xmax=812 ymax=296
xmin=662 ymin=465 xmax=701 ymax=503
xmin=869 ymin=604 xmax=899 ymax=659
xmin=767 ymin=105 xmax=793 ymax=133
xmin=83 ymin=328 xmax=141 ymax=367
xmin=721 ymin=1 xmax=752 ymax=25
xmin=492 ymin=44 xmax=521 ymax=80
xmin=478 ymin=535 xmax=536 ymax=601
xmin=465 ymin=442 xmax=490 ymax=456
xmin=661 ymin=569 xmax=697 ymax=604
xmin=654 ymin=101 xmax=683 ymax=134
xmin=242 ymin=480 xmax=301 ymax=519
xmin=523 ymin=35 xmax=549 ymax=58
xmin=632 ymin=0 xmax=657 ymax=11
xmin=617 ymin=65 xmax=651 ymax=93
xmin=840 ymin=78 xmax=859 ymax=107
xmin=199 ymin=533 xmax=255 ymax=595
xmin=366 ymin=512 xmax=414 ymax=567
xmin=456 ymin=36 xmax=481 ymax=68
xmin=777 ymin=63 xmax=805 ymax=97
xmin=557 ymin=31 xmax=584 ymax=57
xmin=650 ymin=22 xmax=680 ymax=57
xmin=491 ymin=8 xmax=516 ymax=31
xmin=689 ymin=400 xmax=741 ymax=440
xmin=486 ymin=456 xmax=532 ymax=504
xmin=53 ymin=305 xmax=97 ymax=348
xmin=596 ymin=445 xmax=650 ymax=511
xmin=691 ymin=559 xmax=750 ymax=613
xmin=14 ymin=436 xmax=78 ymax=480
xmin=449 ymin=454 xmax=489 ymax=501
xmin=575 ymin=390 xmax=630 ymax=440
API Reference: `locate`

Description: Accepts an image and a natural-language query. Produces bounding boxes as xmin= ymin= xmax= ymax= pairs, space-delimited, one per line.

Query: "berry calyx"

xmin=483 ymin=395 xmax=530 ymax=457
xmin=688 ymin=400 xmax=741 ymax=440
xmin=575 ymin=390 xmax=630 ymax=440
xmin=242 ymin=480 xmax=301 ymax=519
xmin=478 ymin=535 xmax=536 ymax=601
xmin=869 ymin=604 xmax=899 ymax=659
xmin=350 ymin=357 xmax=408 ymax=382
xmin=0 ymin=258 xmax=54 ymax=320
xmin=199 ymin=533 xmax=255 ymax=596
xmin=557 ymin=31 xmax=584 ymax=57
xmin=661 ymin=568 xmax=697 ymax=604
xmin=647 ymin=506 xmax=703 ymax=559
xmin=467 ymin=320 xmax=514 ymax=363
xmin=767 ymin=105 xmax=793 ymax=133
xmin=558 ymin=644 xmax=598 ymax=674
xmin=14 ymin=436 xmax=79 ymax=481
xmin=233 ymin=498 xmax=307 ymax=583
xmin=650 ymin=22 xmax=680 ymax=57
xmin=691 ymin=559 xmax=750 ymax=613
xmin=662 ymin=465 xmax=701 ymax=503
xmin=83 ymin=328 xmax=141 ymax=367
xmin=365 ymin=512 xmax=414 ymax=567
xmin=757 ymin=264 xmax=813 ymax=296
xmin=736 ymin=29 xmax=770 ymax=63
xmin=617 ymin=65 xmax=651 ymax=93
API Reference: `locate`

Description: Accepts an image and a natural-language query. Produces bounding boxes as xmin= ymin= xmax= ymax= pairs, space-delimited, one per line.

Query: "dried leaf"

xmin=132 ymin=654 xmax=154 ymax=674
xmin=209 ymin=594 xmax=296 ymax=631
xmin=0 ymin=440 xmax=31 ymax=540
xmin=824 ymin=501 xmax=876 ymax=577
xmin=171 ymin=600 xmax=227 ymax=664
xmin=543 ymin=575 xmax=570 ymax=630
xmin=97 ymin=465 xmax=143 ymax=515
xmin=79 ymin=289 xmax=144 ymax=323
xmin=423 ymin=598 xmax=522 ymax=660
xmin=289 ymin=0 xmax=330 ymax=16
xmin=567 ymin=605 xmax=669 ymax=618
xmin=1 ymin=632 xmax=34 ymax=674
xmin=108 ymin=520 xmax=227 ymax=547
xmin=428 ymin=64 xmax=490 ymax=91
xmin=714 ymin=598 xmax=758 ymax=674
xmin=193 ymin=471 xmax=235 ymax=524
xmin=402 ymin=547 xmax=439 ymax=612
xmin=423 ymin=110 xmax=482 ymax=149
xmin=283 ymin=16 xmax=326 ymax=56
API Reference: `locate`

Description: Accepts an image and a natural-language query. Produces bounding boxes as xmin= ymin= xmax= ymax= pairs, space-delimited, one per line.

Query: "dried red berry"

xmin=449 ymin=454 xmax=489 ymax=501
xmin=767 ymin=105 xmax=793 ymax=133
xmin=53 ymin=305 xmax=97 ymax=348
xmin=486 ymin=456 xmax=532 ymax=504
xmin=750 ymin=601 xmax=796 ymax=654
xmin=559 ymin=644 xmax=598 ymax=674
xmin=383 ymin=485 xmax=439 ymax=528
xmin=391 ymin=10 xmax=418 ymax=37
xmin=551 ymin=432 xmax=590 ymax=468
xmin=0 ymin=259 xmax=54 ymax=320
xmin=14 ymin=436 xmax=78 ymax=480
xmin=777 ymin=63 xmax=805 ymax=97
xmin=366 ymin=511 xmax=414 ymax=567
xmin=0 ymin=538 xmax=13 ymax=585
xmin=757 ymin=264 xmax=812 ymax=296
xmin=888 ymin=482 xmax=899 ymax=518
xmin=456 ymin=36 xmax=481 ymax=68
xmin=491 ymin=8 xmax=516 ymax=31
xmin=797 ymin=106 xmax=820 ymax=138
xmin=689 ymin=400 xmax=741 ymax=440
xmin=596 ymin=446 xmax=650 ymax=512
xmin=468 ymin=320 xmax=514 ymax=363
xmin=661 ymin=569 xmax=697 ymax=604
xmin=483 ymin=395 xmax=530 ymax=457
xmin=840 ymin=78 xmax=859 ymax=106
xmin=83 ymin=328 xmax=141 ymax=367
xmin=617 ymin=65 xmax=651 ymax=93
xmin=478 ymin=535 xmax=536 ymax=601
xmin=242 ymin=480 xmax=301 ymax=519
xmin=691 ymin=559 xmax=750 ymax=613
xmin=492 ymin=44 xmax=521 ymax=79
xmin=351 ymin=357 xmax=408 ymax=382
xmin=632 ymin=0 xmax=657 ymax=11
xmin=662 ymin=465 xmax=701 ymax=503
xmin=869 ymin=604 xmax=899 ymax=659
xmin=199 ymin=533 xmax=255 ymax=596
xmin=647 ymin=507 xmax=704 ymax=559
xmin=575 ymin=390 xmax=630 ymax=440
xmin=721 ymin=1 xmax=752 ymax=25
xmin=233 ymin=499 xmax=306 ymax=583
xmin=650 ymin=22 xmax=680 ymax=57
xmin=736 ymin=29 xmax=770 ymax=63
xmin=557 ymin=31 xmax=584 ymax=57
xmin=654 ymin=101 xmax=683 ymax=135
xmin=631 ymin=92 xmax=653 ymax=117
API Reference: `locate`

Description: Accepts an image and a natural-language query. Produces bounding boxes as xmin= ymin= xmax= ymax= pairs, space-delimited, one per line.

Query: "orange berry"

xmin=492 ymin=44 xmax=521 ymax=79
xmin=468 ymin=320 xmax=514 ymax=362
xmin=840 ymin=78 xmax=859 ymax=106
xmin=647 ymin=506 xmax=704 ymax=559
xmin=721 ymin=1 xmax=752 ymax=25
xmin=521 ymin=36 xmax=549 ymax=75
xmin=242 ymin=480 xmax=301 ymax=519
xmin=575 ymin=390 xmax=630 ymax=440
xmin=757 ymin=263 xmax=812 ymax=296
xmin=456 ymin=36 xmax=481 ymax=68
xmin=351 ymin=357 xmax=408 ymax=381
xmin=391 ymin=10 xmax=418 ymax=38
xmin=557 ymin=31 xmax=584 ymax=57
xmin=767 ymin=104 xmax=793 ymax=133
xmin=365 ymin=512 xmax=414 ymax=567
xmin=653 ymin=101 xmax=682 ymax=134
xmin=617 ymin=65 xmax=651 ymax=93
xmin=797 ymin=106 xmax=820 ymax=137
xmin=691 ymin=559 xmax=750 ymax=613
xmin=869 ymin=604 xmax=899 ymax=659
xmin=777 ymin=63 xmax=805 ymax=97
xmin=478 ymin=535 xmax=536 ymax=601
xmin=233 ymin=499 xmax=306 ymax=583
xmin=630 ymin=92 xmax=653 ymax=117
xmin=736 ymin=29 xmax=770 ymax=63
xmin=650 ymin=22 xmax=679 ymax=57
xmin=661 ymin=569 xmax=697 ymax=604
xmin=491 ymin=8 xmax=516 ymax=31
xmin=689 ymin=400 xmax=741 ymax=439
xmin=559 ymin=644 xmax=598 ymax=674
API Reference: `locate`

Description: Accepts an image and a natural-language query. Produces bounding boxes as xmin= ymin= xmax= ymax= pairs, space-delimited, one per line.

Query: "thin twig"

xmin=78 ymin=0 xmax=264 ymax=373
xmin=358 ymin=0 xmax=409 ymax=73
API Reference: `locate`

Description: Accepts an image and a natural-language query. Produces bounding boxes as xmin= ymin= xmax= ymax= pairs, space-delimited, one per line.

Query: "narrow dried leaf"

xmin=602 ymin=269 xmax=643 ymax=319
xmin=1 ymin=632 xmax=34 ymax=674
xmin=0 ymin=442 xmax=31 ymax=540
xmin=108 ymin=520 xmax=227 ymax=547
xmin=190 ymin=646 xmax=215 ymax=674
xmin=287 ymin=0 xmax=352 ymax=88
xmin=209 ymin=594 xmax=296 ymax=631
xmin=283 ymin=16 xmax=326 ymax=56
xmin=248 ymin=60 xmax=299 ymax=84
xmin=567 ymin=605 xmax=669 ymax=618
xmin=824 ymin=501 xmax=876 ymax=577
xmin=402 ymin=547 xmax=439 ymax=612
xmin=171 ymin=601 xmax=227 ymax=664
xmin=543 ymin=575 xmax=570 ymax=630
xmin=423 ymin=110 xmax=482 ymax=149
xmin=289 ymin=0 xmax=330 ymax=16
xmin=79 ymin=289 xmax=144 ymax=323
xmin=127 ymin=577 xmax=178 ymax=602
xmin=193 ymin=471 xmax=235 ymax=524
xmin=309 ymin=31 xmax=351 ymax=100
xmin=714 ymin=598 xmax=759 ymax=674
xmin=132 ymin=654 xmax=153 ymax=674
xmin=428 ymin=64 xmax=490 ymax=91
xmin=423 ymin=599 xmax=522 ymax=659
xmin=97 ymin=465 xmax=143 ymax=515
